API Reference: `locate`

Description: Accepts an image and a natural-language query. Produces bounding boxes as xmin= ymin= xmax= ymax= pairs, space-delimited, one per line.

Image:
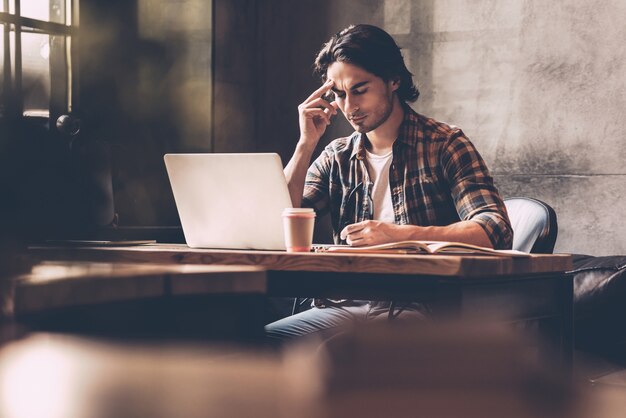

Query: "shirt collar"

xmin=348 ymin=104 xmax=420 ymax=160
xmin=396 ymin=104 xmax=420 ymax=148
xmin=350 ymin=132 xmax=366 ymax=160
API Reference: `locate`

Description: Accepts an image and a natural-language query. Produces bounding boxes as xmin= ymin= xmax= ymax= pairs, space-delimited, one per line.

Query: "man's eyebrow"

xmin=331 ymin=81 xmax=370 ymax=93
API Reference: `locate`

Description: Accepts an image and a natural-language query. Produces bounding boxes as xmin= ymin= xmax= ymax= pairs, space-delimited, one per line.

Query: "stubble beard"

xmin=354 ymin=92 xmax=395 ymax=134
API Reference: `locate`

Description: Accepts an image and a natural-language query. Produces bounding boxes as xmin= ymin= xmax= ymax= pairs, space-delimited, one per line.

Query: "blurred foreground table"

xmin=4 ymin=261 xmax=267 ymax=340
xmin=1 ymin=327 xmax=624 ymax=418
xmin=0 ymin=333 xmax=297 ymax=418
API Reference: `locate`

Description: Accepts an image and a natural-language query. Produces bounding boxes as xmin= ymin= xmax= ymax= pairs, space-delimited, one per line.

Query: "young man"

xmin=266 ymin=24 xmax=512 ymax=342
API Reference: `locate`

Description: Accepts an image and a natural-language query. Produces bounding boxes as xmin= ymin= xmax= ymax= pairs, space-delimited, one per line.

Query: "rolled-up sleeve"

xmin=441 ymin=131 xmax=513 ymax=249
xmin=301 ymin=147 xmax=332 ymax=217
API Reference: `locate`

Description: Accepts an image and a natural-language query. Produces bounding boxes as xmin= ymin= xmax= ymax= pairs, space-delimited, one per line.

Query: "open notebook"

xmin=314 ymin=240 xmax=530 ymax=257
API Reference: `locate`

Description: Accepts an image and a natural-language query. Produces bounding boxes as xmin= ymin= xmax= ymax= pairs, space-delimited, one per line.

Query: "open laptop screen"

xmin=164 ymin=153 xmax=292 ymax=250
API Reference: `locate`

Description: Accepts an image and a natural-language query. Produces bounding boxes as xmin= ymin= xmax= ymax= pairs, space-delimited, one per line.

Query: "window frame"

xmin=0 ymin=0 xmax=78 ymax=120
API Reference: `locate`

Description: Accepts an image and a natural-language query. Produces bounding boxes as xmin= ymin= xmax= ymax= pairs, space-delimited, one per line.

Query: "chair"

xmin=504 ymin=197 xmax=558 ymax=254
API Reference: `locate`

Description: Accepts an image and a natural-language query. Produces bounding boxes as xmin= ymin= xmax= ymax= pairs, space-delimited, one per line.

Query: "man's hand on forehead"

xmin=302 ymin=79 xmax=336 ymax=108
xmin=319 ymin=79 xmax=336 ymax=102
xmin=296 ymin=79 xmax=339 ymax=145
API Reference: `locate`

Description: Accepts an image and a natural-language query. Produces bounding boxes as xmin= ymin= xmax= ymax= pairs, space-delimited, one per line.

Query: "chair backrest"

xmin=504 ymin=197 xmax=558 ymax=253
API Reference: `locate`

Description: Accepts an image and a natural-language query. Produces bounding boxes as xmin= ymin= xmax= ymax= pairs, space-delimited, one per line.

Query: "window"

xmin=0 ymin=0 xmax=76 ymax=119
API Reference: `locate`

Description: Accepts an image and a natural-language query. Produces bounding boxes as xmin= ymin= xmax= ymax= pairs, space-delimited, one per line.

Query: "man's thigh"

xmin=265 ymin=305 xmax=368 ymax=342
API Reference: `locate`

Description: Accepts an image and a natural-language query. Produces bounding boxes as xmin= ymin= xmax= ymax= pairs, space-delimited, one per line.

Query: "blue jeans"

xmin=265 ymin=301 xmax=429 ymax=343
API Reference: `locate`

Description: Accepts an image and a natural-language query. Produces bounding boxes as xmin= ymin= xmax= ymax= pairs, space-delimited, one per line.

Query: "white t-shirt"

xmin=365 ymin=149 xmax=395 ymax=223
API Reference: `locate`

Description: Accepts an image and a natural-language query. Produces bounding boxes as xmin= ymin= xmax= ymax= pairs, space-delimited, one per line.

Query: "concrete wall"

xmin=390 ymin=0 xmax=626 ymax=255
xmin=249 ymin=0 xmax=624 ymax=255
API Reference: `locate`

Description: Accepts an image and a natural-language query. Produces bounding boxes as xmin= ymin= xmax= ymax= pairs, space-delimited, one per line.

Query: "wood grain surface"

xmin=13 ymin=262 xmax=267 ymax=314
xmin=29 ymin=244 xmax=573 ymax=277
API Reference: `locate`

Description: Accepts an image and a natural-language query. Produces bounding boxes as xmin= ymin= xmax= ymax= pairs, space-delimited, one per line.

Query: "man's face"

xmin=326 ymin=61 xmax=399 ymax=134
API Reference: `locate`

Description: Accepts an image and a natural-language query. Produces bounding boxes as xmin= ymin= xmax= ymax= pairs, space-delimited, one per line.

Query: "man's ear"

xmin=390 ymin=77 xmax=400 ymax=92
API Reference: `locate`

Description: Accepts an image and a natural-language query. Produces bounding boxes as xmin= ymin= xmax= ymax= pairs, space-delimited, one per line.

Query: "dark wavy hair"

xmin=314 ymin=24 xmax=419 ymax=103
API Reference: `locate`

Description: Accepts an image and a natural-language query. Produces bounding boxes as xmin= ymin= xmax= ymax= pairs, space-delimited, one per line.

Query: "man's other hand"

xmin=340 ymin=220 xmax=403 ymax=246
xmin=297 ymin=79 xmax=338 ymax=149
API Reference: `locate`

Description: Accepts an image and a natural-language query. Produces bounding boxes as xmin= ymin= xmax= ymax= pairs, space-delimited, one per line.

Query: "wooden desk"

xmin=29 ymin=243 xmax=571 ymax=276
xmin=28 ymin=244 xmax=572 ymax=308
xmin=28 ymin=245 xmax=573 ymax=364
xmin=31 ymin=244 xmax=573 ymax=330
xmin=6 ymin=261 xmax=267 ymax=340
xmin=31 ymin=245 xmax=570 ymax=316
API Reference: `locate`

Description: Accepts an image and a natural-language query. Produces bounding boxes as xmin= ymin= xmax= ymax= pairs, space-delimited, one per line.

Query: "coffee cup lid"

xmin=282 ymin=207 xmax=316 ymax=217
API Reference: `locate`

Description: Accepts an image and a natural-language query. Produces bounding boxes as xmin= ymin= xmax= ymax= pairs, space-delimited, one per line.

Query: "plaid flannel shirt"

xmin=302 ymin=106 xmax=513 ymax=250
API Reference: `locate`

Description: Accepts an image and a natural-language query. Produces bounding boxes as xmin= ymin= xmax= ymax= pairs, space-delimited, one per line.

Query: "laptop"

xmin=164 ymin=153 xmax=293 ymax=250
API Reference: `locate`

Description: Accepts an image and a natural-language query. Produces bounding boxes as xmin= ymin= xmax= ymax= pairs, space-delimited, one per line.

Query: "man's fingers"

xmin=324 ymin=101 xmax=339 ymax=114
xmin=304 ymin=98 xmax=337 ymax=115
xmin=302 ymin=108 xmax=331 ymax=125
xmin=347 ymin=235 xmax=368 ymax=246
xmin=340 ymin=225 xmax=350 ymax=240
xmin=302 ymin=108 xmax=330 ymax=119
xmin=303 ymin=79 xmax=334 ymax=104
xmin=340 ymin=221 xmax=366 ymax=240
xmin=348 ymin=221 xmax=367 ymax=234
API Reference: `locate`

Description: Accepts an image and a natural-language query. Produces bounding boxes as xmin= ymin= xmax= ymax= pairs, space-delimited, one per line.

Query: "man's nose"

xmin=345 ymin=94 xmax=359 ymax=114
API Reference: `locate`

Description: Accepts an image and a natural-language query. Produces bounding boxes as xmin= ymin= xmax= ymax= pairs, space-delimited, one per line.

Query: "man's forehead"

xmin=326 ymin=62 xmax=375 ymax=90
xmin=330 ymin=81 xmax=369 ymax=93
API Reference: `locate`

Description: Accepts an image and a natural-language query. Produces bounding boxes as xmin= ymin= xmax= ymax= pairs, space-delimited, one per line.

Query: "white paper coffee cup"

xmin=282 ymin=208 xmax=316 ymax=252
